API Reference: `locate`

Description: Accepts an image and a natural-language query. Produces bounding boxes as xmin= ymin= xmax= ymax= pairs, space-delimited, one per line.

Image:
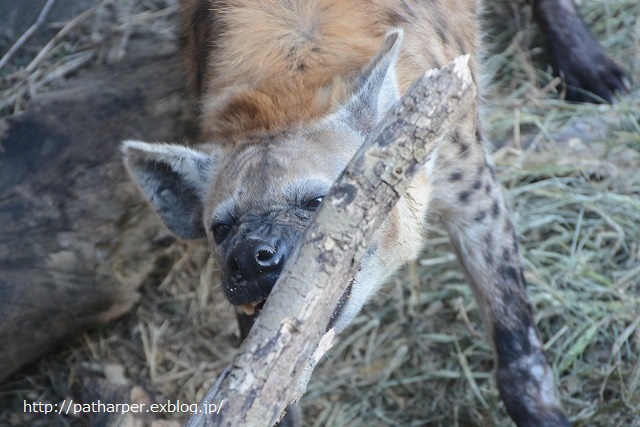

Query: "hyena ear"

xmin=122 ymin=140 xmax=216 ymax=240
xmin=334 ymin=29 xmax=403 ymax=134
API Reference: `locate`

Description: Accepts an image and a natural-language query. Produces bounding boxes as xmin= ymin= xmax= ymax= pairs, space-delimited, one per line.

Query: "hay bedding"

xmin=0 ymin=0 xmax=638 ymax=425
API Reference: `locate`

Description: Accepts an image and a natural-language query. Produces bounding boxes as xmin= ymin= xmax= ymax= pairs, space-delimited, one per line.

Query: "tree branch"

xmin=0 ymin=0 xmax=57 ymax=70
xmin=186 ymin=55 xmax=476 ymax=427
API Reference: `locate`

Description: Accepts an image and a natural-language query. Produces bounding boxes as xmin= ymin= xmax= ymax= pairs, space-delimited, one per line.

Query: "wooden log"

xmin=0 ymin=54 xmax=197 ymax=382
xmin=186 ymin=56 xmax=476 ymax=427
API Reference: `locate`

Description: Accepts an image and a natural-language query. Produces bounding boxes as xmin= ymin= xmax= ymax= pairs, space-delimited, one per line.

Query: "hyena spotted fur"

xmin=123 ymin=0 xmax=625 ymax=425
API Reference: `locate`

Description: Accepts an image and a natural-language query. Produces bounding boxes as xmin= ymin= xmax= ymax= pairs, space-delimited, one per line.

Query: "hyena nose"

xmin=228 ymin=237 xmax=285 ymax=282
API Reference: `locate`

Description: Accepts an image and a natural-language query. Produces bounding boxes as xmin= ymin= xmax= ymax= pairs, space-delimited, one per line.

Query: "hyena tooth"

xmin=242 ymin=304 xmax=255 ymax=316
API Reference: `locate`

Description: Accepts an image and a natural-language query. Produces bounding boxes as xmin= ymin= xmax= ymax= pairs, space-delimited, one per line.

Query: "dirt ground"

xmin=0 ymin=1 xmax=639 ymax=426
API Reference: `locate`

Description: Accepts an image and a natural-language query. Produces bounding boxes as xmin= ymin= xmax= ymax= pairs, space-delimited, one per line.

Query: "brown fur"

xmin=181 ymin=0 xmax=478 ymax=141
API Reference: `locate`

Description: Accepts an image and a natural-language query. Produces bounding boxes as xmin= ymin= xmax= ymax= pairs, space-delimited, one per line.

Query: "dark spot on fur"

xmin=472 ymin=180 xmax=482 ymax=190
xmin=493 ymin=316 xmax=533 ymax=367
xmin=502 ymin=247 xmax=512 ymax=262
xmin=512 ymin=229 xmax=519 ymax=253
xmin=474 ymin=210 xmax=486 ymax=222
xmin=400 ymin=0 xmax=417 ymax=18
xmin=452 ymin=131 xmax=470 ymax=157
xmin=436 ymin=24 xmax=448 ymax=45
xmin=458 ymin=191 xmax=471 ymax=203
xmin=485 ymin=183 xmax=492 ymax=194
xmin=475 ymin=127 xmax=483 ymax=144
xmin=504 ymin=217 xmax=514 ymax=233
xmin=452 ymin=130 xmax=461 ymax=144
xmin=477 ymin=164 xmax=485 ymax=175
xmin=484 ymin=252 xmax=494 ymax=265
xmin=499 ymin=264 xmax=520 ymax=285
xmin=382 ymin=9 xmax=410 ymax=26
xmin=449 ymin=171 xmax=463 ymax=182
xmin=491 ymin=200 xmax=501 ymax=218
xmin=483 ymin=232 xmax=494 ymax=265
xmin=459 ymin=145 xmax=470 ymax=158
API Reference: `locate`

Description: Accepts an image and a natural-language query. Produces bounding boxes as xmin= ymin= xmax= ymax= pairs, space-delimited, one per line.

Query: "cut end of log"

xmin=424 ymin=54 xmax=471 ymax=83
xmin=452 ymin=54 xmax=472 ymax=81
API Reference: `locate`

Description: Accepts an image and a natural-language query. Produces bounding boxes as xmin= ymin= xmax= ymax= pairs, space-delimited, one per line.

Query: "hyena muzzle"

xmin=121 ymin=0 xmax=624 ymax=425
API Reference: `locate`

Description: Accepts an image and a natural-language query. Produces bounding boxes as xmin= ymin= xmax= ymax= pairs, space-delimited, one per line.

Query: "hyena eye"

xmin=303 ymin=196 xmax=324 ymax=210
xmin=212 ymin=223 xmax=231 ymax=244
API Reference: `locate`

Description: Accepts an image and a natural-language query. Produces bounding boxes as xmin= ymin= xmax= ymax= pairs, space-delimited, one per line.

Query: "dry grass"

xmin=1 ymin=0 xmax=639 ymax=426
xmin=0 ymin=0 xmax=180 ymax=115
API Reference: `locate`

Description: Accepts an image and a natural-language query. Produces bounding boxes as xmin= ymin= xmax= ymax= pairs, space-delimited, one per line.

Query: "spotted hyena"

xmin=122 ymin=0 xmax=626 ymax=425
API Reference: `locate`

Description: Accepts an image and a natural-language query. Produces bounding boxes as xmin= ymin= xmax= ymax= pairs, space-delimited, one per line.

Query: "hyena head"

xmin=123 ymin=31 xmax=402 ymax=318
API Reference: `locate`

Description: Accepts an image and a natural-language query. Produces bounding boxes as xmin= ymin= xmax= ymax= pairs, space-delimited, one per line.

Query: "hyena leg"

xmin=430 ymin=125 xmax=569 ymax=427
xmin=530 ymin=0 xmax=628 ymax=103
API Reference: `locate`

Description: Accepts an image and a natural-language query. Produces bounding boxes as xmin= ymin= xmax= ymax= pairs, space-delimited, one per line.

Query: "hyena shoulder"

xmin=180 ymin=0 xmax=479 ymax=141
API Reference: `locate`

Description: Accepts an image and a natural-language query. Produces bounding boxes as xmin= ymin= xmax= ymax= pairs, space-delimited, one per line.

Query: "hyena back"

xmin=124 ymin=0 xmax=570 ymax=425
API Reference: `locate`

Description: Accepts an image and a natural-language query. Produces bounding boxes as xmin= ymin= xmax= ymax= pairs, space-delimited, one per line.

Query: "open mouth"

xmin=240 ymin=299 xmax=266 ymax=316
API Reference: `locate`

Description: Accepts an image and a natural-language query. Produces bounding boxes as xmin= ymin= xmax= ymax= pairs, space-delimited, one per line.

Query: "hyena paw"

xmin=551 ymin=40 xmax=629 ymax=104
